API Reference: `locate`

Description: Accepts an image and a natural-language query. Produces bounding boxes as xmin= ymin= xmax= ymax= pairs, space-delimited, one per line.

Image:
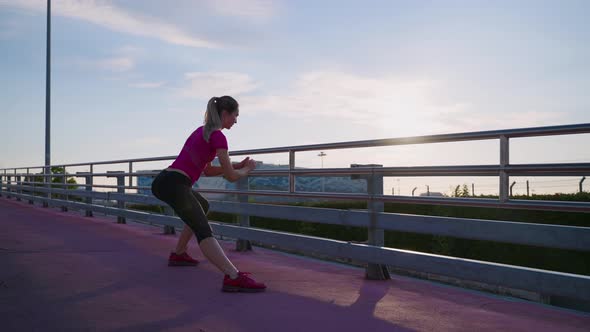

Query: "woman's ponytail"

xmin=203 ymin=97 xmax=222 ymax=142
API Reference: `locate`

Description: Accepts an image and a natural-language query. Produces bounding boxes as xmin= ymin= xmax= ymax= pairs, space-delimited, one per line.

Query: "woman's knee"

xmin=185 ymin=215 xmax=213 ymax=243
xmin=195 ymin=230 xmax=214 ymax=243
xmin=175 ymin=205 xmax=213 ymax=242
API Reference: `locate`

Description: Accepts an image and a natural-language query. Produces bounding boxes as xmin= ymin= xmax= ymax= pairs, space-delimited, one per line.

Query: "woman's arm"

xmin=215 ymin=149 xmax=255 ymax=182
xmin=203 ymin=156 xmax=251 ymax=177
xmin=203 ymin=163 xmax=223 ymax=177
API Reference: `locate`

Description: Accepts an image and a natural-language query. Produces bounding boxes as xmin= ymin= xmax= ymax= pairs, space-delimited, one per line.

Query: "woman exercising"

xmin=151 ymin=96 xmax=266 ymax=292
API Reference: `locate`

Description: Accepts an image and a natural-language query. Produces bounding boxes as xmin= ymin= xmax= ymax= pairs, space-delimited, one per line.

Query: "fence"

xmin=1 ymin=123 xmax=590 ymax=303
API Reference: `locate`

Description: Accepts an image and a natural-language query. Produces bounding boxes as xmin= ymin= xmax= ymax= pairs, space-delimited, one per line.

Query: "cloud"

xmin=429 ymin=108 xmax=565 ymax=133
xmin=235 ymin=71 xmax=566 ymax=135
xmin=98 ymin=57 xmax=134 ymax=72
xmin=205 ymin=0 xmax=277 ymax=21
xmin=0 ymin=0 xmax=221 ymax=48
xmin=128 ymin=81 xmax=166 ymax=89
xmin=67 ymin=45 xmax=144 ymax=73
xmin=173 ymin=70 xmax=567 ymax=136
xmin=72 ymin=55 xmax=134 ymax=72
xmin=236 ymin=71 xmax=443 ymax=133
xmin=114 ymin=45 xmax=145 ymax=57
xmin=178 ymin=72 xmax=259 ymax=99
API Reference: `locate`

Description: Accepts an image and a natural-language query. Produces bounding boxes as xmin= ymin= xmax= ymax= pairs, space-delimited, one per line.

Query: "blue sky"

xmin=1 ymin=0 xmax=589 ymax=195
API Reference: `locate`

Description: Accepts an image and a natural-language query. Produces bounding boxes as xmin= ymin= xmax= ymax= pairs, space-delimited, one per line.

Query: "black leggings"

xmin=151 ymin=169 xmax=213 ymax=243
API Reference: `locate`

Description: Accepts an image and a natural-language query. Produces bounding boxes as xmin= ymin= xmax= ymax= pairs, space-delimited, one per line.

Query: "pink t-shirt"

xmin=168 ymin=126 xmax=228 ymax=185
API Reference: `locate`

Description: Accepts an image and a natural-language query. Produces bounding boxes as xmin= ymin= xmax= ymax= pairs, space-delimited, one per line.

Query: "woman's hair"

xmin=203 ymin=95 xmax=239 ymax=142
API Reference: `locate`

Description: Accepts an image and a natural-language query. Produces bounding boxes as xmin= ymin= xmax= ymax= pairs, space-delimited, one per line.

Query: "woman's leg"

xmin=171 ymin=190 xmax=239 ymax=278
xmin=175 ymin=227 xmax=194 ymax=255
xmin=153 ymin=171 xmax=265 ymax=290
xmin=174 ymin=190 xmax=209 ymax=255
xmin=199 ymin=237 xmax=239 ymax=279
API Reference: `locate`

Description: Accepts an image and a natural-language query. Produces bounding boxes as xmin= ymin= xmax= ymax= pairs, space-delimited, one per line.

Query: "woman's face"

xmin=221 ymin=109 xmax=239 ymax=129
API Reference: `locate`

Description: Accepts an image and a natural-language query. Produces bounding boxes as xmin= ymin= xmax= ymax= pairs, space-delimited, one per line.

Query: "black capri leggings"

xmin=151 ymin=169 xmax=213 ymax=243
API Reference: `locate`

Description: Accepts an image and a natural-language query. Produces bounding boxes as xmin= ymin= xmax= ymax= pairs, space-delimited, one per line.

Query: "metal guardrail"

xmin=1 ymin=123 xmax=590 ymax=303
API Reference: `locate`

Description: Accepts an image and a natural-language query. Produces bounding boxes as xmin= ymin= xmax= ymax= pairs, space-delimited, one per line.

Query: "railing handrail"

xmin=6 ymin=163 xmax=590 ymax=178
xmin=2 ymin=122 xmax=589 ymax=214
xmin=6 ymin=181 xmax=590 ymax=213
xmin=3 ymin=122 xmax=589 ymax=171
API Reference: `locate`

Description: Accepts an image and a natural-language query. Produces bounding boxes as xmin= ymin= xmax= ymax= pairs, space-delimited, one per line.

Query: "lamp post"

xmin=318 ymin=152 xmax=326 ymax=192
xmin=318 ymin=152 xmax=326 ymax=168
xmin=44 ymin=0 xmax=51 ymax=207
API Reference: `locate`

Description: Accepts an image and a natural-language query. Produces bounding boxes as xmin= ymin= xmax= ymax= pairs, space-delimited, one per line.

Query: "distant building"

xmin=136 ymin=160 xmax=368 ymax=202
xmin=135 ymin=164 xmax=238 ymax=200
xmin=136 ymin=170 xmax=160 ymax=195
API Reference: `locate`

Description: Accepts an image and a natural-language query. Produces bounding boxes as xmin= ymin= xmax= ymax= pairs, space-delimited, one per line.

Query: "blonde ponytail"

xmin=203 ymin=97 xmax=222 ymax=142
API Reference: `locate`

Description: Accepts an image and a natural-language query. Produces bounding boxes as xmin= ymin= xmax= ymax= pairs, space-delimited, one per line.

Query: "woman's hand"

xmin=244 ymin=159 xmax=257 ymax=171
xmin=235 ymin=157 xmax=251 ymax=169
xmin=217 ymin=150 xmax=256 ymax=182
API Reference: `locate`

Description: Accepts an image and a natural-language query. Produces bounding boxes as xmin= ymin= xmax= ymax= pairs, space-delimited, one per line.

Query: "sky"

xmin=1 ymin=0 xmax=589 ymax=195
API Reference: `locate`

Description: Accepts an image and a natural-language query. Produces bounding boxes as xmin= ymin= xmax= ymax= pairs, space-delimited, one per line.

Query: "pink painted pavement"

xmin=1 ymin=197 xmax=589 ymax=332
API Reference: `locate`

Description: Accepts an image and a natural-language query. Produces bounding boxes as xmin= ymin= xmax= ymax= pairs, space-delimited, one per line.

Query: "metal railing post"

xmin=0 ymin=174 xmax=3 ymax=197
xmin=16 ymin=175 xmax=22 ymax=201
xmin=366 ymin=165 xmax=390 ymax=280
xmin=6 ymin=175 xmax=12 ymax=199
xmin=128 ymin=162 xmax=133 ymax=190
xmin=116 ymin=174 xmax=126 ymax=224
xmin=77 ymin=171 xmax=93 ymax=217
xmin=107 ymin=171 xmax=126 ymax=224
xmin=25 ymin=175 xmax=32 ymax=204
xmin=26 ymin=168 xmax=33 ymax=204
xmin=236 ymin=176 xmax=252 ymax=251
xmin=31 ymin=170 xmax=36 ymax=204
xmin=61 ymin=167 xmax=68 ymax=212
xmin=352 ymin=164 xmax=390 ymax=280
xmin=289 ymin=150 xmax=295 ymax=193
xmin=43 ymin=166 xmax=50 ymax=208
xmin=499 ymin=135 xmax=510 ymax=203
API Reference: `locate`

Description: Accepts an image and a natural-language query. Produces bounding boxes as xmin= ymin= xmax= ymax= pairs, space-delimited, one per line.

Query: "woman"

xmin=151 ymin=95 xmax=266 ymax=292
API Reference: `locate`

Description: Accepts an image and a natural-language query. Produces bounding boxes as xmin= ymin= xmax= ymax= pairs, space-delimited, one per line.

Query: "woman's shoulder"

xmin=210 ymin=129 xmax=226 ymax=138
xmin=209 ymin=129 xmax=228 ymax=149
xmin=191 ymin=126 xmax=204 ymax=138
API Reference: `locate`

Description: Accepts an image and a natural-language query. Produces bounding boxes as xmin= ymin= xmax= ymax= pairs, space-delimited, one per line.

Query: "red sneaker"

xmin=222 ymin=272 xmax=267 ymax=293
xmin=168 ymin=252 xmax=199 ymax=266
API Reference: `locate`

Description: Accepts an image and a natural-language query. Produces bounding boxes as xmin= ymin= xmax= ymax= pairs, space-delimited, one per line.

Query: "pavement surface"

xmin=1 ymin=197 xmax=589 ymax=332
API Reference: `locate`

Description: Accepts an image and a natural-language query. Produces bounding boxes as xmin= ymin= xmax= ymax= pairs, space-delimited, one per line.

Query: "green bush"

xmin=118 ymin=193 xmax=590 ymax=276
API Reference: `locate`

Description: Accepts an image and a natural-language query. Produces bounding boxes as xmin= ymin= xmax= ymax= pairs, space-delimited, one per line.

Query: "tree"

xmin=461 ymin=184 xmax=470 ymax=197
xmin=451 ymin=183 xmax=471 ymax=197
xmin=49 ymin=166 xmax=78 ymax=190
xmin=29 ymin=166 xmax=78 ymax=198
xmin=453 ymin=185 xmax=461 ymax=197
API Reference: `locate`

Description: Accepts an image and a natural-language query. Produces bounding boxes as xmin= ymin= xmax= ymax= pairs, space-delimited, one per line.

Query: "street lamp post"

xmin=318 ymin=152 xmax=326 ymax=168
xmin=44 ymin=0 xmax=51 ymax=207
xmin=318 ymin=152 xmax=326 ymax=192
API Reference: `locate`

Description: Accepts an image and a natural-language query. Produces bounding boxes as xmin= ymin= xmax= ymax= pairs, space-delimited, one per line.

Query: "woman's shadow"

xmin=109 ymin=276 xmax=416 ymax=332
